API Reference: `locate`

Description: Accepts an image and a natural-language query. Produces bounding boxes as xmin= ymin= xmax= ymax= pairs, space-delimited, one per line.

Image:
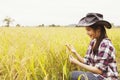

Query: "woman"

xmin=66 ymin=13 xmax=118 ymax=80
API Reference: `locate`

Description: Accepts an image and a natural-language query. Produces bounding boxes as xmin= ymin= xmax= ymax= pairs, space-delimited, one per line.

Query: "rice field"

xmin=0 ymin=27 xmax=120 ymax=80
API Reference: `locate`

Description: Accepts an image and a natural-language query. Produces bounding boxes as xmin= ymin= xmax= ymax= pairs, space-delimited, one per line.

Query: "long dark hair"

xmin=90 ymin=24 xmax=108 ymax=54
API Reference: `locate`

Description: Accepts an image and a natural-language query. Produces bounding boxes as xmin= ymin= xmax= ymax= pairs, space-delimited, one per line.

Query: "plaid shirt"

xmin=84 ymin=38 xmax=118 ymax=80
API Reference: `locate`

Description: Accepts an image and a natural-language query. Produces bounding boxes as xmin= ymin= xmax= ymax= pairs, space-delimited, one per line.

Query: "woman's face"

xmin=85 ymin=26 xmax=100 ymax=39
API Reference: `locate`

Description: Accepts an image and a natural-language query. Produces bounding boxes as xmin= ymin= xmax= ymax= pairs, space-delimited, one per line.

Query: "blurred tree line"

xmin=1 ymin=16 xmax=119 ymax=27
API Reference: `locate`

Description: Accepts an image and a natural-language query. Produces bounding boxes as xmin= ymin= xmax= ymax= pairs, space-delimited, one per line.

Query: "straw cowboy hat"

xmin=77 ymin=13 xmax=112 ymax=29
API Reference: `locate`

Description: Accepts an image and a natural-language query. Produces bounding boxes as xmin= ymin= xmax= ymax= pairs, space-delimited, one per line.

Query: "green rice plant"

xmin=0 ymin=27 xmax=120 ymax=80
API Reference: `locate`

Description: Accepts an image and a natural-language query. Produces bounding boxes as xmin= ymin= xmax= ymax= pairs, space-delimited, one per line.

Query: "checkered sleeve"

xmin=84 ymin=40 xmax=95 ymax=65
xmin=84 ymin=55 xmax=90 ymax=65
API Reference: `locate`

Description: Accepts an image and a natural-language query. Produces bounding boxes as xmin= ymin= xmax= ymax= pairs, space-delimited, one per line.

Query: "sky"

xmin=0 ymin=0 xmax=120 ymax=26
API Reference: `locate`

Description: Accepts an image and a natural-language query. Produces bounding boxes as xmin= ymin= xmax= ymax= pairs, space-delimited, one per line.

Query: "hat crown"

xmin=85 ymin=13 xmax=103 ymax=23
xmin=86 ymin=13 xmax=103 ymax=19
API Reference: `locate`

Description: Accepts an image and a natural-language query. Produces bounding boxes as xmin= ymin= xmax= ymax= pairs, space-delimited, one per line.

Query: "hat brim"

xmin=95 ymin=20 xmax=112 ymax=29
xmin=77 ymin=17 xmax=112 ymax=29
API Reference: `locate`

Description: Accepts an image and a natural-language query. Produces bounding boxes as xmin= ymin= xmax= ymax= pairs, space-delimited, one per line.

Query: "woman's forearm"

xmin=76 ymin=61 xmax=102 ymax=74
xmin=74 ymin=52 xmax=85 ymax=63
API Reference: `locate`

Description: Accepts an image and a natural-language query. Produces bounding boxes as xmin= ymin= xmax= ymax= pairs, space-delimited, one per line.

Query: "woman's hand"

xmin=65 ymin=44 xmax=77 ymax=54
xmin=69 ymin=55 xmax=79 ymax=64
xmin=65 ymin=44 xmax=85 ymax=63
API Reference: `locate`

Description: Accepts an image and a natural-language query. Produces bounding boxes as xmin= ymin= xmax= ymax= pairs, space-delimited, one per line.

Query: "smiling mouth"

xmin=89 ymin=35 xmax=92 ymax=37
xmin=89 ymin=35 xmax=93 ymax=38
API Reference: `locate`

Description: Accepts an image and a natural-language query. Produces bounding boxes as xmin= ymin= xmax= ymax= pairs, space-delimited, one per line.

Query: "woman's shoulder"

xmin=101 ymin=38 xmax=112 ymax=46
xmin=99 ymin=38 xmax=115 ymax=51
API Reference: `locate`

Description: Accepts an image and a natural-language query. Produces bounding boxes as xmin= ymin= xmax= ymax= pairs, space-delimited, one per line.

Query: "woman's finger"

xmin=65 ymin=44 xmax=71 ymax=51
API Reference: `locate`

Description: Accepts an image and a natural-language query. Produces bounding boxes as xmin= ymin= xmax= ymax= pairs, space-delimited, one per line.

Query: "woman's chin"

xmin=90 ymin=37 xmax=94 ymax=40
